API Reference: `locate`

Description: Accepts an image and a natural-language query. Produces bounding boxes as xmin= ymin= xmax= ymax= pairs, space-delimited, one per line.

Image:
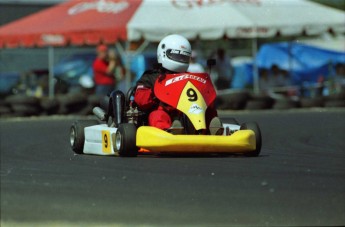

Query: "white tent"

xmin=127 ymin=0 xmax=345 ymax=41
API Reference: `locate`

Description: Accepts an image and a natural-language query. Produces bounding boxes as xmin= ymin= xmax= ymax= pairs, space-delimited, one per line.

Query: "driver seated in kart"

xmin=134 ymin=34 xmax=223 ymax=135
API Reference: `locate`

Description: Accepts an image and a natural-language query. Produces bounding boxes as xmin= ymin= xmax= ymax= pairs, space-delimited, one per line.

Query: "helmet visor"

xmin=166 ymin=49 xmax=191 ymax=64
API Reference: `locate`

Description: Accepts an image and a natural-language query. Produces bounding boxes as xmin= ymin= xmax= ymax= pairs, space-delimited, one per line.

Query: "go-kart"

xmin=70 ymin=71 xmax=262 ymax=157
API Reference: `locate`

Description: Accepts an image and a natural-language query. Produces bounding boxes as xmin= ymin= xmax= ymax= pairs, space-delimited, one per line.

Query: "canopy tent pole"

xmin=252 ymin=37 xmax=259 ymax=94
xmin=48 ymin=46 xmax=55 ymax=98
xmin=288 ymin=38 xmax=294 ymax=78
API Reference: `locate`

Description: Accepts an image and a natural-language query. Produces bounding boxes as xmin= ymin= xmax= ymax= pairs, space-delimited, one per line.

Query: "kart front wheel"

xmin=70 ymin=120 xmax=99 ymax=154
xmin=115 ymin=123 xmax=138 ymax=157
xmin=240 ymin=122 xmax=262 ymax=157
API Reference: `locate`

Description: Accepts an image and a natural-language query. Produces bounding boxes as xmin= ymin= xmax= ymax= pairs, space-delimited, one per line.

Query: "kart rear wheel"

xmin=115 ymin=123 xmax=138 ymax=157
xmin=70 ymin=120 xmax=99 ymax=154
xmin=240 ymin=122 xmax=262 ymax=157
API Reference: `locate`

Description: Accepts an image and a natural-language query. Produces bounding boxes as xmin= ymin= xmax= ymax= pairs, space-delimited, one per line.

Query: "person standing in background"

xmin=187 ymin=51 xmax=205 ymax=73
xmin=214 ymin=48 xmax=232 ymax=90
xmin=269 ymin=64 xmax=286 ymax=87
xmin=93 ymin=44 xmax=116 ymax=95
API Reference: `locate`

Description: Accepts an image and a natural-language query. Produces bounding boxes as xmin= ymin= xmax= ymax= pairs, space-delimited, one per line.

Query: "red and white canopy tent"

xmin=0 ymin=0 xmax=344 ymax=96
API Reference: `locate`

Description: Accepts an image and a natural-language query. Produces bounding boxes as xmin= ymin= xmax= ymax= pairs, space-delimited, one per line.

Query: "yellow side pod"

xmin=136 ymin=126 xmax=256 ymax=153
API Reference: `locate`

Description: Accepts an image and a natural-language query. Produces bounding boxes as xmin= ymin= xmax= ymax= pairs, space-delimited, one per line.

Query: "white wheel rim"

xmin=115 ymin=132 xmax=122 ymax=151
xmin=70 ymin=128 xmax=76 ymax=146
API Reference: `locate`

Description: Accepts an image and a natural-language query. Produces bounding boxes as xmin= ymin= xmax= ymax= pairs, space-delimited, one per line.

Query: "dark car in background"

xmin=53 ymin=52 xmax=96 ymax=93
xmin=0 ymin=72 xmax=20 ymax=97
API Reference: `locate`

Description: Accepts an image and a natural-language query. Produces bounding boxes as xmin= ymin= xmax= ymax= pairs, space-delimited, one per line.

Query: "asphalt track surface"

xmin=1 ymin=109 xmax=344 ymax=226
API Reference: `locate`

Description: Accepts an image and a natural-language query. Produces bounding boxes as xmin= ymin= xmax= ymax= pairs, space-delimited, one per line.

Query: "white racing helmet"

xmin=157 ymin=34 xmax=192 ymax=73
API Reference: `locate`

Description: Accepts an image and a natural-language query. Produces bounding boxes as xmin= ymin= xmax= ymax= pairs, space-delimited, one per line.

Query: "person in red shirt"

xmin=93 ymin=44 xmax=116 ymax=95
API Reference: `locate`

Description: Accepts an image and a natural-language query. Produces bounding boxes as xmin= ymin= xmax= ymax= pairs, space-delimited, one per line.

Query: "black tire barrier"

xmin=217 ymin=91 xmax=250 ymax=110
xmin=5 ymin=95 xmax=40 ymax=106
xmin=325 ymin=92 xmax=345 ymax=102
xmin=0 ymin=106 xmax=12 ymax=116
xmin=59 ymin=93 xmax=88 ymax=108
xmin=40 ymin=98 xmax=60 ymax=115
xmin=245 ymin=100 xmax=268 ymax=110
xmin=245 ymin=95 xmax=274 ymax=110
xmin=2 ymin=90 xmax=344 ymax=118
xmin=0 ymin=99 xmax=9 ymax=107
xmin=273 ymin=99 xmax=300 ymax=110
xmin=300 ymin=97 xmax=324 ymax=108
xmin=214 ymin=97 xmax=228 ymax=110
xmin=324 ymin=100 xmax=345 ymax=108
xmin=87 ymin=94 xmax=102 ymax=107
xmin=56 ymin=93 xmax=88 ymax=114
xmin=10 ymin=104 xmax=41 ymax=116
xmin=4 ymin=95 xmax=42 ymax=117
xmin=80 ymin=94 xmax=103 ymax=116
xmin=77 ymin=103 xmax=95 ymax=116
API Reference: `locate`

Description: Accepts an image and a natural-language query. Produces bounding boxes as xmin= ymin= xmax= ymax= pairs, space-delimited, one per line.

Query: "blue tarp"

xmin=256 ymin=42 xmax=345 ymax=82
xmin=232 ymin=42 xmax=345 ymax=88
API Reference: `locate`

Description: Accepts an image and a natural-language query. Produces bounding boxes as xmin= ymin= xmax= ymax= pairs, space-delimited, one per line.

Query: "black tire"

xmin=70 ymin=120 xmax=99 ymax=154
xmin=240 ymin=122 xmax=262 ymax=157
xmin=115 ymin=123 xmax=138 ymax=157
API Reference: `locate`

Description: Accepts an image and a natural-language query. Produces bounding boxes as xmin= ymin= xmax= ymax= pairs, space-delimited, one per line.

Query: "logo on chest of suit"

xmin=165 ymin=74 xmax=206 ymax=86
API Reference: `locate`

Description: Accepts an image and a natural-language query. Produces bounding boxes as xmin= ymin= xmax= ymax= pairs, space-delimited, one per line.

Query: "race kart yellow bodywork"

xmin=71 ymin=72 xmax=262 ymax=157
xmin=136 ymin=126 xmax=256 ymax=153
